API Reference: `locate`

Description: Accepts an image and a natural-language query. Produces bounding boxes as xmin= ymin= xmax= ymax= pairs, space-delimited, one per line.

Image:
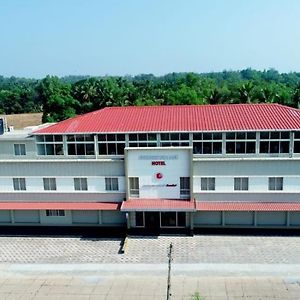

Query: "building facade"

xmin=1 ymin=104 xmax=300 ymax=232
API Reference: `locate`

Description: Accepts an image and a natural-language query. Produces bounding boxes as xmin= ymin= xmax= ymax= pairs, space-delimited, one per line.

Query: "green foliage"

xmin=1 ymin=69 xmax=300 ymax=122
xmin=192 ymin=291 xmax=203 ymax=300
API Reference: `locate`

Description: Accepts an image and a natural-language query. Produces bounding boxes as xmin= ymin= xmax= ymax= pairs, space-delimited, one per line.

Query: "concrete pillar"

xmin=10 ymin=210 xmax=15 ymax=224
xmin=287 ymin=211 xmax=290 ymax=227
xmin=189 ymin=212 xmax=194 ymax=230
xmin=126 ymin=212 xmax=131 ymax=229
xmin=254 ymin=211 xmax=257 ymax=227
xmin=221 ymin=211 xmax=225 ymax=226
xmin=98 ymin=211 xmax=102 ymax=225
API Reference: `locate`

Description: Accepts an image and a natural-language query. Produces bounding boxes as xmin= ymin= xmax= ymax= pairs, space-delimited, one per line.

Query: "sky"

xmin=0 ymin=0 xmax=300 ymax=78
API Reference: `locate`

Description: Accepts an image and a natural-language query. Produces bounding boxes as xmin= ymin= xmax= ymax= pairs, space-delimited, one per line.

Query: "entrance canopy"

xmin=121 ymin=199 xmax=196 ymax=212
xmin=196 ymin=201 xmax=300 ymax=211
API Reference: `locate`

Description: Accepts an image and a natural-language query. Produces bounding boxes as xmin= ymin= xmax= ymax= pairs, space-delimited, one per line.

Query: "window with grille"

xmin=105 ymin=178 xmax=119 ymax=191
xmin=268 ymin=177 xmax=283 ymax=190
xmin=43 ymin=178 xmax=57 ymax=191
xmin=46 ymin=210 xmax=65 ymax=217
xmin=201 ymin=177 xmax=215 ymax=191
xmin=74 ymin=178 xmax=88 ymax=191
xmin=13 ymin=178 xmax=26 ymax=191
xmin=129 ymin=177 xmax=139 ymax=197
xmin=234 ymin=177 xmax=249 ymax=191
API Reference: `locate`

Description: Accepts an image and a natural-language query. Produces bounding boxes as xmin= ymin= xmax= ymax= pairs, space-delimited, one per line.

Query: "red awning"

xmin=121 ymin=199 xmax=196 ymax=212
xmin=196 ymin=202 xmax=300 ymax=211
xmin=0 ymin=202 xmax=121 ymax=210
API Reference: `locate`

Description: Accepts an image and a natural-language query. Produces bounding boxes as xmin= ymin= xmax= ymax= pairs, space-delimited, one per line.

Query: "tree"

xmin=36 ymin=76 xmax=79 ymax=122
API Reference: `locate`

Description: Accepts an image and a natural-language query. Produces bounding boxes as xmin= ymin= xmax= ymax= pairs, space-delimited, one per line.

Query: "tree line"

xmin=1 ymin=68 xmax=300 ymax=122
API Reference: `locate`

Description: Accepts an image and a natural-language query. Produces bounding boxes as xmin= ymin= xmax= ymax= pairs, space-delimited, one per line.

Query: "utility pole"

xmin=166 ymin=243 xmax=173 ymax=300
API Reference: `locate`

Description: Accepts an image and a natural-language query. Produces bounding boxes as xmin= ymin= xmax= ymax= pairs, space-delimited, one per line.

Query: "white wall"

xmin=193 ymin=176 xmax=300 ymax=193
xmin=40 ymin=210 xmax=72 ymax=225
xmin=127 ymin=148 xmax=191 ymax=199
xmin=0 ymin=176 xmax=125 ymax=193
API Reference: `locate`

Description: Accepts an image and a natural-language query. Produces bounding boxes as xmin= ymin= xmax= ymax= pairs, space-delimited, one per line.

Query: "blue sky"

xmin=0 ymin=0 xmax=300 ymax=78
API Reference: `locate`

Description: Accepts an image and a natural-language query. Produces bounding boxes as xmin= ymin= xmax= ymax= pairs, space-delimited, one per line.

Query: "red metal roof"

xmin=35 ymin=104 xmax=300 ymax=134
xmin=196 ymin=202 xmax=300 ymax=211
xmin=121 ymin=199 xmax=196 ymax=211
xmin=0 ymin=202 xmax=121 ymax=210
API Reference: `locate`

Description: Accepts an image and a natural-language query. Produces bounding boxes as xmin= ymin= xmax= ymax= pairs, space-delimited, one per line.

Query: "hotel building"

xmin=1 ymin=104 xmax=300 ymax=232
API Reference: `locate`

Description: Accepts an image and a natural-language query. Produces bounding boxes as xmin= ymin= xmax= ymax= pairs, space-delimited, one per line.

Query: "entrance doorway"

xmin=144 ymin=212 xmax=160 ymax=229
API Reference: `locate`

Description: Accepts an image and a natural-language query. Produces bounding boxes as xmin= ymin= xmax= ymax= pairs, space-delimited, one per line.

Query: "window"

xmin=98 ymin=134 xmax=125 ymax=155
xmin=129 ymin=177 xmax=139 ymax=197
xmin=129 ymin=133 xmax=158 ymax=147
xmin=43 ymin=178 xmax=57 ymax=191
xmin=105 ymin=178 xmax=119 ymax=191
xmin=193 ymin=132 xmax=222 ymax=154
xmin=201 ymin=178 xmax=215 ymax=191
xmin=135 ymin=212 xmax=144 ymax=227
xmin=160 ymin=133 xmax=189 ymax=147
xmin=14 ymin=144 xmax=26 ymax=156
xmin=259 ymin=132 xmax=290 ymax=154
xmin=293 ymin=132 xmax=300 ymax=153
xmin=234 ymin=177 xmax=249 ymax=191
xmin=268 ymin=177 xmax=283 ymax=191
xmin=74 ymin=178 xmax=88 ymax=191
xmin=67 ymin=134 xmax=95 ymax=156
xmin=46 ymin=210 xmax=65 ymax=217
xmin=36 ymin=135 xmax=64 ymax=155
xmin=180 ymin=177 xmax=190 ymax=198
xmin=226 ymin=132 xmax=256 ymax=154
xmin=13 ymin=178 xmax=26 ymax=191
xmin=160 ymin=212 xmax=186 ymax=227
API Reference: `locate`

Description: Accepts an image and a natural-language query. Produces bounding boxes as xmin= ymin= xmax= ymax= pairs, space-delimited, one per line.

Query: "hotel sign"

xmin=152 ymin=161 xmax=166 ymax=166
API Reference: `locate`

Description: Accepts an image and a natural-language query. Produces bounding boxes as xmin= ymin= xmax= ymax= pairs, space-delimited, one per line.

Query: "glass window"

xmin=225 ymin=132 xmax=256 ymax=154
xmin=36 ymin=135 xmax=64 ymax=156
xmin=201 ymin=178 xmax=215 ymax=191
xmin=135 ymin=212 xmax=144 ymax=227
xmin=105 ymin=178 xmax=119 ymax=191
xmin=177 ymin=212 xmax=186 ymax=227
xmin=294 ymin=141 xmax=300 ymax=153
xmin=180 ymin=133 xmax=189 ymax=140
xmin=234 ymin=178 xmax=249 ymax=191
xmin=129 ymin=177 xmax=139 ymax=197
xmin=193 ymin=133 xmax=202 ymax=140
xmin=295 ymin=132 xmax=300 ymax=139
xmin=180 ymin=177 xmax=190 ymax=198
xmin=193 ymin=132 xmax=222 ymax=155
xmin=46 ymin=210 xmax=65 ymax=217
xmin=43 ymin=178 xmax=57 ymax=191
xmin=74 ymin=178 xmax=88 ymax=191
xmin=14 ymin=144 xmax=26 ymax=156
xmin=161 ymin=212 xmax=177 ymax=227
xmin=13 ymin=178 xmax=26 ymax=191
xmin=268 ymin=177 xmax=283 ymax=191
xmin=259 ymin=132 xmax=290 ymax=154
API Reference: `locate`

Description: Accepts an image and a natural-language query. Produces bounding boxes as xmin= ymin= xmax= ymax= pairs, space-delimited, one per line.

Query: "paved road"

xmin=0 ymin=234 xmax=300 ymax=264
xmin=0 ymin=234 xmax=299 ymax=299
